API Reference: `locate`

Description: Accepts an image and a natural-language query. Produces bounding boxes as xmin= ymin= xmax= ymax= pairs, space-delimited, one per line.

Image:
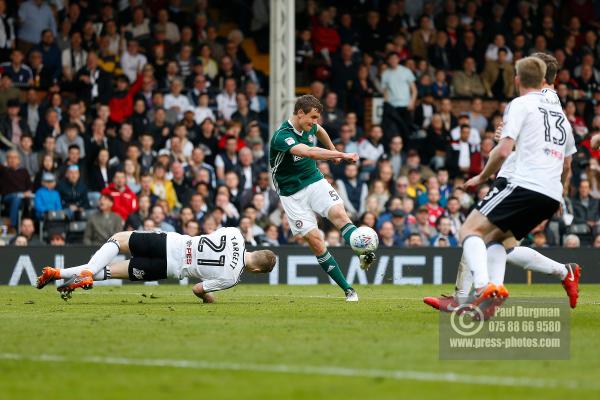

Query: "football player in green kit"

xmin=269 ymin=95 xmax=377 ymax=302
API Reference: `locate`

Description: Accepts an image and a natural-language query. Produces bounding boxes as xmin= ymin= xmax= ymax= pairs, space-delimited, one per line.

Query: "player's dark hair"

xmin=531 ymin=52 xmax=559 ymax=84
xmin=294 ymin=95 xmax=323 ymax=115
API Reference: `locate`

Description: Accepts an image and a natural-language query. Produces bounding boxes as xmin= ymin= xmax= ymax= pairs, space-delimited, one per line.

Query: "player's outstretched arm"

xmin=315 ymin=124 xmax=336 ymax=151
xmin=290 ymin=143 xmax=358 ymax=163
xmin=192 ymin=282 xmax=216 ymax=303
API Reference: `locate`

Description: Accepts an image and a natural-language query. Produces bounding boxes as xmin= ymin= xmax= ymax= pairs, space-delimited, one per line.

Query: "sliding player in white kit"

xmin=35 ymin=228 xmax=276 ymax=302
xmin=424 ymin=53 xmax=581 ymax=313
xmin=448 ymin=56 xmax=577 ymax=310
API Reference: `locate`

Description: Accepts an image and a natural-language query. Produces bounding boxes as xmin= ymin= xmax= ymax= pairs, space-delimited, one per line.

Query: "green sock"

xmin=341 ymin=223 xmax=357 ymax=244
xmin=317 ymin=251 xmax=352 ymax=291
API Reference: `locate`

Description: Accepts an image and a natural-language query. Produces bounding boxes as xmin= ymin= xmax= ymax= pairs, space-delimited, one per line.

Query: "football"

xmin=349 ymin=226 xmax=379 ymax=255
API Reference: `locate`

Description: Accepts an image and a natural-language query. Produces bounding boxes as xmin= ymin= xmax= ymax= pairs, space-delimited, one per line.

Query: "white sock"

xmin=507 ymin=246 xmax=567 ymax=280
xmin=487 ymin=243 xmax=507 ymax=285
xmin=60 ymin=265 xmax=86 ymax=278
xmin=462 ymin=236 xmax=489 ymax=289
xmin=60 ymin=265 xmax=109 ymax=281
xmin=454 ymin=254 xmax=473 ymax=304
xmin=86 ymin=239 xmax=120 ymax=275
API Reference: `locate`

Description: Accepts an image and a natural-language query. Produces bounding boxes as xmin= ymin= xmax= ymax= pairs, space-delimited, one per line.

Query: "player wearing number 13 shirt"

xmin=458 ymin=56 xmax=577 ymax=309
xmin=35 ymin=228 xmax=276 ymax=303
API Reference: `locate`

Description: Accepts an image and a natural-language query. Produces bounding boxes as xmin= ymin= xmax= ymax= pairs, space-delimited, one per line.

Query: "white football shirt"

xmin=165 ymin=227 xmax=246 ymax=292
xmin=497 ymin=88 xmax=562 ymax=180
xmin=497 ymin=152 xmax=515 ymax=179
xmin=500 ymin=90 xmax=576 ymax=201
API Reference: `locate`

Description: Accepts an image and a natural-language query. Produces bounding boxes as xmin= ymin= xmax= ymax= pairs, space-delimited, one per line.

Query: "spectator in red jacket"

xmin=312 ymin=9 xmax=341 ymax=57
xmin=217 ymin=121 xmax=247 ymax=151
xmin=109 ymin=74 xmax=144 ymax=124
xmin=468 ymin=137 xmax=494 ymax=177
xmin=101 ymin=170 xmax=138 ymax=220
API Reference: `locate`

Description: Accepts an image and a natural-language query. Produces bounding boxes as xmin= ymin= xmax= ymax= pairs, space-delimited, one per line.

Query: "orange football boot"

xmin=57 ymin=270 xmax=94 ymax=300
xmin=36 ymin=267 xmax=61 ymax=289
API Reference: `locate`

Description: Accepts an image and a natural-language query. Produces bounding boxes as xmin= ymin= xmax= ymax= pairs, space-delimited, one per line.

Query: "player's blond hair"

xmin=251 ymin=250 xmax=277 ymax=272
xmin=515 ymin=56 xmax=547 ymax=89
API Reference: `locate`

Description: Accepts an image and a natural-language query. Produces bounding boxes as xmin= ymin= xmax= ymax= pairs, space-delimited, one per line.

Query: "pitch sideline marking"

xmin=0 ymin=353 xmax=593 ymax=390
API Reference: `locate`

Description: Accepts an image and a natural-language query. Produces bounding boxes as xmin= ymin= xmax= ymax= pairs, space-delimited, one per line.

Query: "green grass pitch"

xmin=1 ymin=284 xmax=599 ymax=400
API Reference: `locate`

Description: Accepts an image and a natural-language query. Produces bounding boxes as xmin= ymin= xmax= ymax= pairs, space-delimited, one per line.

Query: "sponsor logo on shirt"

xmin=543 ymin=148 xmax=564 ymax=159
xmin=285 ymin=137 xmax=295 ymax=146
xmin=185 ymin=240 xmax=192 ymax=265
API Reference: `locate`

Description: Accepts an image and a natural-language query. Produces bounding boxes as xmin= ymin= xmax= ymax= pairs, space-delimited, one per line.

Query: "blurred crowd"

xmin=1 ymin=0 xmax=600 ymax=249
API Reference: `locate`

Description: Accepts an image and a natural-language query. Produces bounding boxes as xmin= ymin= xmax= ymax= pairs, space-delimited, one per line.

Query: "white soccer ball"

xmin=349 ymin=226 xmax=379 ymax=255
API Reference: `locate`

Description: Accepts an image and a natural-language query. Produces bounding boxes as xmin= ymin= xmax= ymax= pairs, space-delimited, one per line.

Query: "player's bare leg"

xmin=103 ymin=259 xmax=128 ymax=278
xmin=303 ymin=227 xmax=358 ymax=302
xmin=327 ymin=203 xmax=376 ymax=271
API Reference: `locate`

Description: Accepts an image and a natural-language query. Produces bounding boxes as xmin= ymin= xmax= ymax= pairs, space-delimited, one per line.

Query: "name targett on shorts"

xmin=230 ymin=237 xmax=240 ymax=270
